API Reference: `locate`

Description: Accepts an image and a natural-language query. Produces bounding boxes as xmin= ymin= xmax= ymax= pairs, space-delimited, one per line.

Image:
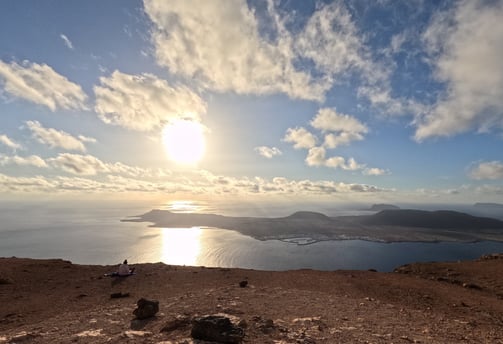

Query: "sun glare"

xmin=162 ymin=120 xmax=205 ymax=164
xmin=161 ymin=227 xmax=201 ymax=266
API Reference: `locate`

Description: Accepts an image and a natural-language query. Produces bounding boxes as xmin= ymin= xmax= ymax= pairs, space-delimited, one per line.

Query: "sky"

xmin=0 ymin=0 xmax=502 ymax=205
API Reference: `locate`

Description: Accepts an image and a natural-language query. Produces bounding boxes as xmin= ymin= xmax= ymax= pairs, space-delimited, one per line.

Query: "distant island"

xmin=365 ymin=203 xmax=400 ymax=211
xmin=123 ymin=208 xmax=503 ymax=244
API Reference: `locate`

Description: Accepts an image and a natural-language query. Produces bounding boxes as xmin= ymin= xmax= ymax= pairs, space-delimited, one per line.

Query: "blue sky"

xmin=0 ymin=0 xmax=502 ymax=204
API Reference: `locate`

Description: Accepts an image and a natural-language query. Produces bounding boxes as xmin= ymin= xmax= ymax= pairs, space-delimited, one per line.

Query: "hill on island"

xmin=367 ymin=204 xmax=400 ymax=211
xmin=359 ymin=209 xmax=503 ymax=230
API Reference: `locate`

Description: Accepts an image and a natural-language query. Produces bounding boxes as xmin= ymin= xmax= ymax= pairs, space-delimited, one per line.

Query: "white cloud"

xmin=303 ymin=146 xmax=386 ymax=175
xmin=0 ymin=134 xmax=22 ymax=150
xmin=469 ymin=161 xmax=503 ymax=180
xmin=145 ymin=0 xmax=328 ymax=101
xmin=0 ymin=173 xmax=56 ymax=193
xmin=283 ymin=127 xmax=317 ymax=149
xmin=77 ymin=135 xmax=97 ymax=143
xmin=144 ymin=0 xmax=382 ymax=101
xmin=254 ymin=146 xmax=282 ymax=159
xmin=363 ymin=167 xmax=390 ymax=176
xmin=47 ymin=153 xmax=169 ymax=178
xmin=0 ymin=170 xmax=389 ymax=196
xmin=0 ymin=60 xmax=87 ymax=111
xmin=60 ymin=34 xmax=74 ymax=50
xmin=305 ymin=147 xmax=326 ymax=167
xmin=310 ymin=108 xmax=368 ymax=148
xmin=325 ymin=156 xmax=364 ymax=171
xmin=26 ymin=120 xmax=87 ymax=152
xmin=295 ymin=2 xmax=385 ymax=84
xmin=417 ymin=0 xmax=503 ymax=140
xmin=48 ymin=153 xmax=109 ymax=175
xmin=0 ymin=154 xmax=48 ymax=168
xmin=311 ymin=108 xmax=368 ymax=133
xmin=94 ymin=70 xmax=206 ymax=131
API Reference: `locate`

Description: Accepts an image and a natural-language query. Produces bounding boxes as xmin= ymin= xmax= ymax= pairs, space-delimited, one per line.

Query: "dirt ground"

xmin=1 ymin=255 xmax=502 ymax=343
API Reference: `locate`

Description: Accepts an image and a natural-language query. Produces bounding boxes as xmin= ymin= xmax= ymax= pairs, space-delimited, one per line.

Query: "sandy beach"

xmin=1 ymin=255 xmax=502 ymax=343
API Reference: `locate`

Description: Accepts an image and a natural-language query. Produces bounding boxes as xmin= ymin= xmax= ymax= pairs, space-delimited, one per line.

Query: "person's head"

xmin=123 ymin=259 xmax=128 ymax=264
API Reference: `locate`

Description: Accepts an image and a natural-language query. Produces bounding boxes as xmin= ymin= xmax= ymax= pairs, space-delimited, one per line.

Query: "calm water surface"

xmin=1 ymin=201 xmax=503 ymax=272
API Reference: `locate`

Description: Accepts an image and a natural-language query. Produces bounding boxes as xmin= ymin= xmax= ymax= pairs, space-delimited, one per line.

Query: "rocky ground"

xmin=1 ymin=255 xmax=502 ymax=343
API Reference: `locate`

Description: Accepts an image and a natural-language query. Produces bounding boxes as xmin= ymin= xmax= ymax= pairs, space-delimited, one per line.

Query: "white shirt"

xmin=118 ymin=263 xmax=130 ymax=276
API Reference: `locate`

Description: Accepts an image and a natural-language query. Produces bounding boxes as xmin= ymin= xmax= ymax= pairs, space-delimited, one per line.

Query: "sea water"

xmin=1 ymin=201 xmax=503 ymax=272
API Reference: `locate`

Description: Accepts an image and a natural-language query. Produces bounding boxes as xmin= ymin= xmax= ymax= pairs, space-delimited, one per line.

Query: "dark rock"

xmin=477 ymin=253 xmax=503 ymax=261
xmin=368 ymin=269 xmax=377 ymax=272
xmin=239 ymin=280 xmax=248 ymax=288
xmin=191 ymin=315 xmax=245 ymax=343
xmin=0 ymin=277 xmax=13 ymax=284
xmin=111 ymin=292 xmax=130 ymax=299
xmin=133 ymin=298 xmax=159 ymax=319
xmin=258 ymin=318 xmax=275 ymax=334
xmin=463 ymin=283 xmax=482 ymax=290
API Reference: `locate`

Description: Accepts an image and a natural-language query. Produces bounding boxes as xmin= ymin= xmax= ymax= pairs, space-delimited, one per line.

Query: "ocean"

xmin=1 ymin=200 xmax=503 ymax=272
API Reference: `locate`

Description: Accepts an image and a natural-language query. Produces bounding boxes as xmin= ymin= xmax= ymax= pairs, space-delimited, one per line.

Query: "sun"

xmin=162 ymin=120 xmax=205 ymax=165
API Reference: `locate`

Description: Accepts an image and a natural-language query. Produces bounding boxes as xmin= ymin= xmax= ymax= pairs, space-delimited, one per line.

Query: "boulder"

xmin=133 ymin=298 xmax=159 ymax=319
xmin=191 ymin=315 xmax=245 ymax=343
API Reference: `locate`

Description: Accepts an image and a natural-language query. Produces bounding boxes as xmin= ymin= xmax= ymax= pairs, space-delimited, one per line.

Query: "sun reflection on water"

xmin=161 ymin=227 xmax=202 ymax=266
xmin=162 ymin=200 xmax=213 ymax=214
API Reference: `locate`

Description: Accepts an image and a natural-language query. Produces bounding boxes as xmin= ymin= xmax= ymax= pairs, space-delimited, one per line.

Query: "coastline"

xmin=1 ymin=255 xmax=503 ymax=343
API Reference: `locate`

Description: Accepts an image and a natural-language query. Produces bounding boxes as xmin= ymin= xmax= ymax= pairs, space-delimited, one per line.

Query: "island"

xmin=123 ymin=209 xmax=503 ymax=243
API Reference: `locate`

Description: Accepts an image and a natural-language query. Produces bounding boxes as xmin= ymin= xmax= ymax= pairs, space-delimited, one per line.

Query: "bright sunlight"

xmin=162 ymin=120 xmax=205 ymax=164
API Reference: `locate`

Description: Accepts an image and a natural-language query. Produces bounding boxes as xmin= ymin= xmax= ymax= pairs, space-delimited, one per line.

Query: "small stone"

xmin=239 ymin=280 xmax=248 ymax=288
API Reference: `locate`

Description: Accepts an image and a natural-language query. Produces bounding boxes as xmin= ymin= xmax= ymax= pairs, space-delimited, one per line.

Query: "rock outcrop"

xmin=133 ymin=298 xmax=159 ymax=319
xmin=191 ymin=315 xmax=245 ymax=343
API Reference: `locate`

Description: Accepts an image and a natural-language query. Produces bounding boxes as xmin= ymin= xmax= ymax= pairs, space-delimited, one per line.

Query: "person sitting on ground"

xmin=118 ymin=259 xmax=135 ymax=276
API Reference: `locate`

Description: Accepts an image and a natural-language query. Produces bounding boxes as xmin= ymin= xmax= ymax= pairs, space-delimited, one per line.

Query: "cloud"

xmin=283 ymin=127 xmax=317 ymax=149
xmin=77 ymin=135 xmax=97 ymax=143
xmin=144 ymin=0 xmax=391 ymax=101
xmin=94 ymin=70 xmax=206 ymax=131
xmin=0 ymin=170 xmax=389 ymax=196
xmin=326 ymin=157 xmax=364 ymax=171
xmin=48 ymin=153 xmax=109 ymax=175
xmin=26 ymin=120 xmax=87 ymax=152
xmin=363 ymin=167 xmax=390 ymax=176
xmin=305 ymin=147 xmax=326 ymax=167
xmin=0 ymin=60 xmax=87 ymax=111
xmin=0 ymin=154 xmax=48 ymax=168
xmin=469 ymin=161 xmax=503 ymax=180
xmin=0 ymin=173 xmax=56 ymax=193
xmin=254 ymin=146 xmax=282 ymax=159
xmin=416 ymin=0 xmax=503 ymax=140
xmin=0 ymin=134 xmax=23 ymax=150
xmin=303 ymin=146 xmax=387 ymax=175
xmin=295 ymin=2 xmax=385 ymax=84
xmin=310 ymin=108 xmax=368 ymax=148
xmin=60 ymin=34 xmax=74 ymax=50
xmin=46 ymin=152 xmax=169 ymax=178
